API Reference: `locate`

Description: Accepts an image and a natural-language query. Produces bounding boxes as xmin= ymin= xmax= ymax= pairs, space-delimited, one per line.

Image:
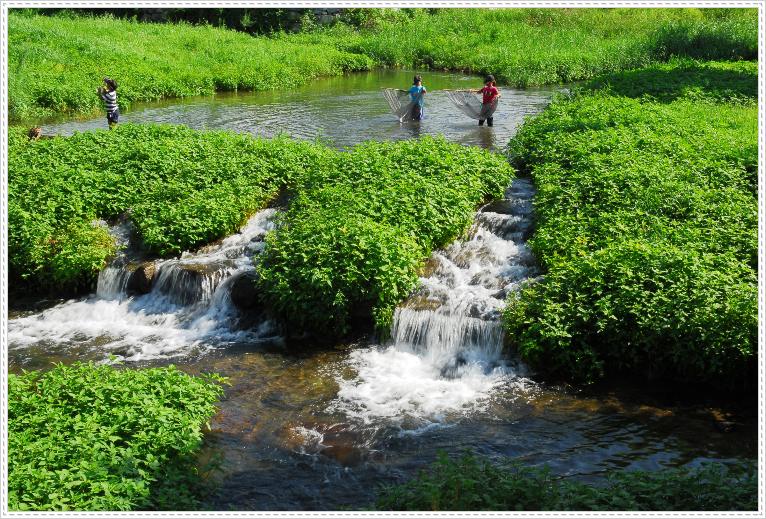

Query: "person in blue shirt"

xmin=408 ymin=75 xmax=427 ymax=121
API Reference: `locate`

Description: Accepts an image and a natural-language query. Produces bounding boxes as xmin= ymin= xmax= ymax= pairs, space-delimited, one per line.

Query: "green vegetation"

xmin=9 ymin=12 xmax=373 ymax=120
xmin=9 ymin=129 xmax=509 ymax=336
xmin=8 ymin=362 xmax=226 ymax=511
xmin=375 ymin=451 xmax=757 ymax=511
xmin=586 ymin=58 xmax=757 ymax=104
xmin=8 ymin=124 xmax=330 ymax=291
xmin=10 ymin=8 xmax=756 ymax=119
xmin=504 ymin=60 xmax=757 ymax=387
xmin=292 ymin=8 xmax=756 ymax=85
xmin=257 ymin=137 xmax=513 ymax=335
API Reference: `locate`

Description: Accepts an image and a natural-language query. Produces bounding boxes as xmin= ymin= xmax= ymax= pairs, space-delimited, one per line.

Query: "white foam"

xmin=332 ymin=347 xmax=517 ymax=425
xmin=332 ymin=179 xmax=538 ymax=429
xmin=8 ymin=209 xmax=280 ymax=361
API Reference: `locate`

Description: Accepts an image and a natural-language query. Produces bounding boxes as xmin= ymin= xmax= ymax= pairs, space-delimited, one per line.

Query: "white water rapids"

xmin=331 ymin=178 xmax=538 ymax=428
xmin=10 ymin=179 xmax=537 ymax=425
xmin=8 ymin=209 xmax=280 ymax=361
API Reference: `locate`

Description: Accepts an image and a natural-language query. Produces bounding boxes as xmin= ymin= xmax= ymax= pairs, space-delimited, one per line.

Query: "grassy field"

xmin=9 ymin=8 xmax=756 ymax=119
xmin=8 ymin=363 xmax=225 ymax=511
xmin=504 ymin=59 xmax=757 ymax=389
xmin=8 ymin=11 xmax=373 ymax=120
xmin=291 ymin=8 xmax=756 ymax=84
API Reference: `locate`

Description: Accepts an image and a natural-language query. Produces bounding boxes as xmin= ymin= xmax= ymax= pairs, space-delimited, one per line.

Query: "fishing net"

xmin=445 ymin=90 xmax=498 ymax=120
xmin=382 ymin=88 xmax=422 ymax=122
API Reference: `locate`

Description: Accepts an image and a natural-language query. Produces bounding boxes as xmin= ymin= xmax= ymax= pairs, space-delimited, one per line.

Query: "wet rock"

xmin=403 ymin=296 xmax=442 ymax=311
xmin=153 ymin=262 xmax=230 ymax=305
xmin=482 ymin=198 xmax=532 ymax=216
xmin=319 ymin=424 xmax=364 ymax=467
xmin=126 ymin=261 xmax=156 ymax=295
xmin=230 ymin=271 xmax=260 ymax=310
xmin=418 ymin=257 xmax=440 ymax=278
xmin=491 ymin=288 xmax=507 ymax=300
xmin=321 ymin=444 xmax=363 ymax=466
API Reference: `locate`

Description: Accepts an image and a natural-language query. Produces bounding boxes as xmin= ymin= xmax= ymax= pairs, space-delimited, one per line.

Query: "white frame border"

xmin=0 ymin=1 xmax=763 ymax=518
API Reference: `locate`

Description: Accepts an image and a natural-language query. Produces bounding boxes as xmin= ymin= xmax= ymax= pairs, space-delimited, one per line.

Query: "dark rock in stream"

xmin=482 ymin=198 xmax=532 ymax=216
xmin=230 ymin=271 xmax=260 ymax=310
xmin=126 ymin=261 xmax=156 ymax=295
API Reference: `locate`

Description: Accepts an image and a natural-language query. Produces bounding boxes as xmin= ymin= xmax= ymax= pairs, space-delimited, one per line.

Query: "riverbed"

xmin=9 ymin=69 xmax=756 ymax=511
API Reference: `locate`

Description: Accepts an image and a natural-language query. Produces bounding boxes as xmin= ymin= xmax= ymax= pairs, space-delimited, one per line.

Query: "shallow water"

xmin=9 ymin=70 xmax=757 ymax=511
xmin=37 ymin=70 xmax=556 ymax=151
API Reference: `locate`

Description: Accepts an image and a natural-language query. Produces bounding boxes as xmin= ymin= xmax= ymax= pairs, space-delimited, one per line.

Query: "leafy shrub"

xmin=504 ymin=62 xmax=757 ymax=387
xmin=8 ymin=362 xmax=226 ymax=511
xmin=506 ymin=243 xmax=756 ymax=385
xmin=257 ymin=137 xmax=513 ymax=335
xmin=8 ymin=124 xmax=332 ymax=290
xmin=375 ymin=451 xmax=757 ymax=511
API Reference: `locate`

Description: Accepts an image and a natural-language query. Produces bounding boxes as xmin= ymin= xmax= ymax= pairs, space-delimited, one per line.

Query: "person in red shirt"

xmin=475 ymin=75 xmax=501 ymax=127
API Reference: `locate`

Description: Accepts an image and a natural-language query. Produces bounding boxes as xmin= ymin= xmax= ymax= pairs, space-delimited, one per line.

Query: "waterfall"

xmin=8 ymin=209 xmax=281 ymax=361
xmin=332 ymin=178 xmax=537 ymax=427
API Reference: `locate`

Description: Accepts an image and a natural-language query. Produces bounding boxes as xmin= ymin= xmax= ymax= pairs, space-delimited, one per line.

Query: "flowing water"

xmin=36 ymin=69 xmax=555 ymax=151
xmin=9 ymin=70 xmax=756 ymax=510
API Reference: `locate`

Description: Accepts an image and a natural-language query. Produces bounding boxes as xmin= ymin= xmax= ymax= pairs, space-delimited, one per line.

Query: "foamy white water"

xmin=333 ymin=179 xmax=538 ymax=427
xmin=8 ymin=209 xmax=281 ymax=361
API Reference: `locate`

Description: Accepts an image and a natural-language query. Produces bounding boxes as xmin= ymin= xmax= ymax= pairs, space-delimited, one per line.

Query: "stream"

xmin=8 ymin=70 xmax=756 ymax=511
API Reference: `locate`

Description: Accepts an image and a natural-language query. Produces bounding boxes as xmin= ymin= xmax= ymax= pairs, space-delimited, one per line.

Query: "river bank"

xmin=9 ymin=8 xmax=756 ymax=120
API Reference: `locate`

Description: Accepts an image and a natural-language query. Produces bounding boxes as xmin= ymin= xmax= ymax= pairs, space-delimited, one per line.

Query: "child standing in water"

xmin=98 ymin=77 xmax=119 ymax=129
xmin=476 ymin=75 xmax=501 ymax=127
xmin=408 ymin=75 xmax=427 ymax=121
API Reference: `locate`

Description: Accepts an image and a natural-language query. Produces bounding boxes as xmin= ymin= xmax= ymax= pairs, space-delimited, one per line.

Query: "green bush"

xmin=375 ymin=451 xmax=757 ymax=511
xmin=8 ymin=124 xmax=332 ymax=290
xmin=8 ymin=362 xmax=226 ymax=511
xmin=257 ymin=137 xmax=513 ymax=335
xmin=506 ymin=243 xmax=756 ymax=385
xmin=504 ymin=62 xmax=757 ymax=387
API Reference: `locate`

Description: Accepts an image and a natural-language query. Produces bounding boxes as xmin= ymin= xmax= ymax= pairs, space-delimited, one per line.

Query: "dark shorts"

xmin=411 ymin=104 xmax=424 ymax=121
xmin=107 ymin=109 xmax=119 ymax=125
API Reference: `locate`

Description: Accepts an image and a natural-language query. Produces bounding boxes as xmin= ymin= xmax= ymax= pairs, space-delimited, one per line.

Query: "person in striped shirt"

xmin=98 ymin=77 xmax=119 ymax=128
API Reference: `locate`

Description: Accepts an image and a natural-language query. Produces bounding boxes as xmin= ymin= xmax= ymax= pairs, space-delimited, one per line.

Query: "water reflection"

xmin=35 ymin=70 xmax=556 ymax=151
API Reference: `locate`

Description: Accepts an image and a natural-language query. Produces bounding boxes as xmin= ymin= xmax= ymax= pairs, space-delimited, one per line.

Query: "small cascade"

xmin=148 ymin=212 xmax=272 ymax=306
xmin=8 ymin=209 xmax=281 ymax=361
xmin=333 ymin=178 xmax=537 ymax=426
xmin=95 ymin=219 xmax=135 ymax=299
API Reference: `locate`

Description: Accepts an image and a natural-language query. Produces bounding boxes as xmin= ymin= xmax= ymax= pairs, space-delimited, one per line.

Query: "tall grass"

xmin=9 ymin=8 xmax=756 ymax=119
xmin=8 ymin=12 xmax=373 ymax=120
xmin=286 ymin=8 xmax=757 ymax=84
